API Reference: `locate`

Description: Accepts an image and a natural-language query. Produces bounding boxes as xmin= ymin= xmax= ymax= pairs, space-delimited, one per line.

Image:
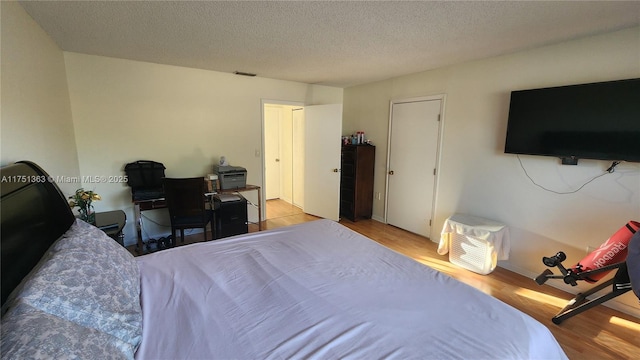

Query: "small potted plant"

xmin=69 ymin=188 xmax=101 ymax=224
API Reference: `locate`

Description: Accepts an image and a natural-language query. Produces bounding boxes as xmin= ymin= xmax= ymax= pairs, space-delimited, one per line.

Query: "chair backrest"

xmin=163 ymin=177 xmax=207 ymax=221
xmin=125 ymin=160 xmax=166 ymax=201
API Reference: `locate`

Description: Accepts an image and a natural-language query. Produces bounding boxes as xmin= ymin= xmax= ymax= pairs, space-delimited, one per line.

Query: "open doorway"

xmin=263 ymin=102 xmax=304 ymax=220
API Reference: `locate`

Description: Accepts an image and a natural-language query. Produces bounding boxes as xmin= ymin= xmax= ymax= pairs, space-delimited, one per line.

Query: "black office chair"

xmin=163 ymin=177 xmax=213 ymax=245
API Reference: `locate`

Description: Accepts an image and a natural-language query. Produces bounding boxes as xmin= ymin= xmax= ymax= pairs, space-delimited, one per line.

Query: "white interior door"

xmin=279 ymin=108 xmax=294 ymax=204
xmin=386 ymin=99 xmax=441 ymax=238
xmin=264 ymin=106 xmax=281 ymax=200
xmin=304 ymin=104 xmax=343 ymax=221
xmin=292 ymin=108 xmax=305 ymax=208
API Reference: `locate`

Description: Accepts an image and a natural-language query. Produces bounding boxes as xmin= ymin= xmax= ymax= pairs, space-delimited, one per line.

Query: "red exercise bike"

xmin=535 ymin=221 xmax=639 ymax=324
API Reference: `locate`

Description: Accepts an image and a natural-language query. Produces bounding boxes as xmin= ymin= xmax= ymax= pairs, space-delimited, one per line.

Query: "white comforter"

xmin=135 ymin=219 xmax=567 ymax=359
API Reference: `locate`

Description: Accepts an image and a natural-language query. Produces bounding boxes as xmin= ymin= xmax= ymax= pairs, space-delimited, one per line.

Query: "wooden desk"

xmin=133 ymin=197 xmax=166 ymax=253
xmin=132 ymin=184 xmax=262 ymax=253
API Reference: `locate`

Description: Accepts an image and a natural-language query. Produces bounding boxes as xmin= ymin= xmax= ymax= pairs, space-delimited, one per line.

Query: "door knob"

xmin=389 ymin=170 xmax=394 ymax=175
xmin=333 ymin=168 xmax=340 ymax=173
xmin=275 ymin=158 xmax=280 ymax=162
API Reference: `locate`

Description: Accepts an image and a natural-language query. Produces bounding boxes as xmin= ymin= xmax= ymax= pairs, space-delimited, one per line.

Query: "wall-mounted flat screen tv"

xmin=504 ymin=78 xmax=640 ymax=164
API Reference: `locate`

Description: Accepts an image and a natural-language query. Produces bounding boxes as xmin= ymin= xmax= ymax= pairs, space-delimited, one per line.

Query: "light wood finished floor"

xmin=336 ymin=218 xmax=640 ymax=360
xmin=156 ymin=199 xmax=640 ymax=359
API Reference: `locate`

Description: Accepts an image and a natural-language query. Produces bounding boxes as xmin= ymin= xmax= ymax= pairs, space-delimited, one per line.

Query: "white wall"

xmin=343 ymin=27 xmax=640 ymax=316
xmin=63 ymin=52 xmax=342 ymax=246
xmin=4 ymin=0 xmax=638 ymax=316
xmin=0 ymin=1 xmax=80 ymax=194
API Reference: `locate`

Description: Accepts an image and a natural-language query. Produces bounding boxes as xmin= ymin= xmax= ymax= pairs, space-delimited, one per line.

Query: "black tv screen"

xmin=504 ymin=78 xmax=640 ymax=163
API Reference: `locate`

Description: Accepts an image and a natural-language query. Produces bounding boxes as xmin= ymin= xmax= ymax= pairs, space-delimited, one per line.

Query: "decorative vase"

xmin=80 ymin=205 xmax=96 ymax=225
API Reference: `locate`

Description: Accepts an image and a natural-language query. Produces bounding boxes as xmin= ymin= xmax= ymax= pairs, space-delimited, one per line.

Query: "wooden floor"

xmin=337 ymin=219 xmax=640 ymax=360
xmin=137 ymin=199 xmax=640 ymax=359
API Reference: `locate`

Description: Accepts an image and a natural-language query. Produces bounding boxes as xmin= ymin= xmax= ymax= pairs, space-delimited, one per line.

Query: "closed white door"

xmin=303 ymin=104 xmax=343 ymax=221
xmin=264 ymin=106 xmax=282 ymax=200
xmin=386 ymin=99 xmax=441 ymax=238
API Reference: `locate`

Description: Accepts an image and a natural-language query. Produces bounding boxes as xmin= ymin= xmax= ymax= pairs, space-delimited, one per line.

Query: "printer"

xmin=213 ymin=165 xmax=247 ymax=190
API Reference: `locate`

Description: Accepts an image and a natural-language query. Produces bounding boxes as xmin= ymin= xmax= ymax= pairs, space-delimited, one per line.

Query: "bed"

xmin=1 ymin=161 xmax=568 ymax=359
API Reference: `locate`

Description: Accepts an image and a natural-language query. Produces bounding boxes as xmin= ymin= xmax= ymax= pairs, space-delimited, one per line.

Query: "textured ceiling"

xmin=18 ymin=1 xmax=640 ymax=88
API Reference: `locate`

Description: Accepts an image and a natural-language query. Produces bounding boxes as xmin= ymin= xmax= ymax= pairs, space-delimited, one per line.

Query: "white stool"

xmin=439 ymin=214 xmax=510 ymax=275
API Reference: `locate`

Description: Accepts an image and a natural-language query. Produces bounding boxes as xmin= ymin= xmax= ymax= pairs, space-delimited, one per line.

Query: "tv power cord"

xmin=517 ymin=156 xmax=622 ymax=195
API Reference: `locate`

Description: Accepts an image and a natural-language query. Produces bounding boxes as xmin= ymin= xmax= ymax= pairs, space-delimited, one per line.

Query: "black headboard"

xmin=1 ymin=161 xmax=75 ymax=306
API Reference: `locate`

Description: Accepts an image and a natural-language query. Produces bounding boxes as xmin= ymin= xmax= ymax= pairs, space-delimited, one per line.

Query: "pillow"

xmin=1 ymin=302 xmax=132 ymax=360
xmin=5 ymin=219 xmax=142 ymax=352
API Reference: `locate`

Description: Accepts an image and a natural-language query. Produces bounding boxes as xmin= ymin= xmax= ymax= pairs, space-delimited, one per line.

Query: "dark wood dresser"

xmin=340 ymin=144 xmax=375 ymax=221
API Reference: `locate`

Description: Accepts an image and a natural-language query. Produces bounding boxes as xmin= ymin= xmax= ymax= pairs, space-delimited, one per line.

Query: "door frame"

xmin=384 ymin=94 xmax=446 ymax=240
xmin=261 ymin=99 xmax=305 ymax=220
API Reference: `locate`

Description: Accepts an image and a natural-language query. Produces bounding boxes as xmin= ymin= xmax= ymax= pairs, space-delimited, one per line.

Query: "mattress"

xmin=135 ymin=219 xmax=567 ymax=359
